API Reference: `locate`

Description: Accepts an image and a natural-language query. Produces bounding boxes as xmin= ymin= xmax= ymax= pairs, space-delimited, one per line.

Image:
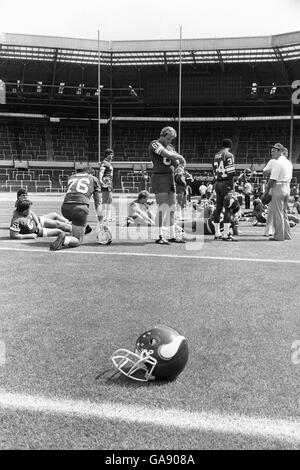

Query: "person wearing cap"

xmin=212 ymin=138 xmax=237 ymax=241
xmin=149 ymin=126 xmax=186 ymax=244
xmin=261 ymin=143 xmax=293 ymax=241
xmin=126 ymin=190 xmax=154 ymax=227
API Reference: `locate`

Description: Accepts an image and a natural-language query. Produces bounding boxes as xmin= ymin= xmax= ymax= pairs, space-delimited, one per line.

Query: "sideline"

xmin=0 ymin=245 xmax=300 ymax=264
xmin=0 ymin=391 xmax=299 ymax=444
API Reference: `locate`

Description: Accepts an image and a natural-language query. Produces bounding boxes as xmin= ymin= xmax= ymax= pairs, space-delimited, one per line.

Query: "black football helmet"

xmin=111 ymin=325 xmax=189 ymax=382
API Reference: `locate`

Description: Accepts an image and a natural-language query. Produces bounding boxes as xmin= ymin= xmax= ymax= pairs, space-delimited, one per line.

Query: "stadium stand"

xmin=1 ymin=32 xmax=300 ymax=190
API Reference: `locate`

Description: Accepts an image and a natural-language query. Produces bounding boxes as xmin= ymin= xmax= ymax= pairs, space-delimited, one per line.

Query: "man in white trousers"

xmin=262 ymin=143 xmax=293 ymax=241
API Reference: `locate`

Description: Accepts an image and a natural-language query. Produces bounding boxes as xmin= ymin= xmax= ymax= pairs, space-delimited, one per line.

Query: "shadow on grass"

xmin=95 ymin=367 xmax=175 ymax=388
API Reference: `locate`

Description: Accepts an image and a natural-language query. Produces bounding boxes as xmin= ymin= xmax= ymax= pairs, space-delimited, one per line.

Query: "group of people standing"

xmin=9 ymin=127 xmax=296 ymax=248
xmin=150 ymin=128 xmax=295 ymax=243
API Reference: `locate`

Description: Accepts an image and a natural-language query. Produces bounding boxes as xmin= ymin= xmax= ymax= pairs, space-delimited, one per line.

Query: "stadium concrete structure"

xmin=0 ymin=30 xmax=300 ymax=192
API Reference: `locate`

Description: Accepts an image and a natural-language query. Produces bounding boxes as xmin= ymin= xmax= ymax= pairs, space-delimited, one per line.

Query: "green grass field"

xmin=0 ymin=194 xmax=299 ymax=450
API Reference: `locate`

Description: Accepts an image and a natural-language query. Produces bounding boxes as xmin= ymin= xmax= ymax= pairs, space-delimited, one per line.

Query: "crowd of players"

xmin=8 ymin=126 xmax=300 ymax=248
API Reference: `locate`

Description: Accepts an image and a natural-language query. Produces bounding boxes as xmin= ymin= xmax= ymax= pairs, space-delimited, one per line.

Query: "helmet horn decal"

xmin=159 ymin=336 xmax=186 ymax=359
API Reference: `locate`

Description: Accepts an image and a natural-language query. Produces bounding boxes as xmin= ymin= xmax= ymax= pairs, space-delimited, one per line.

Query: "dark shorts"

xmin=61 ymin=203 xmax=89 ymax=226
xmin=215 ymin=180 xmax=233 ymax=198
xmin=213 ymin=180 xmax=234 ymax=223
xmin=151 ymin=173 xmax=175 ymax=194
xmin=102 ymin=191 xmax=113 ymax=204
xmin=176 ymin=191 xmax=187 ymax=208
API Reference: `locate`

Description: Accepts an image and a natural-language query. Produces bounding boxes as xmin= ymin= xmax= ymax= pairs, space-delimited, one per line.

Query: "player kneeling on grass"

xmin=50 ymin=166 xmax=111 ymax=251
xmin=186 ymin=195 xmax=240 ymax=237
xmin=10 ymin=199 xmax=67 ymax=240
xmin=126 ymin=190 xmax=155 ymax=227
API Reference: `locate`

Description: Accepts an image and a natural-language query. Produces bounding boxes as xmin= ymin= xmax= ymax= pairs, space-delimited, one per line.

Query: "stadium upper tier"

xmin=1 ymin=30 xmax=300 ymax=65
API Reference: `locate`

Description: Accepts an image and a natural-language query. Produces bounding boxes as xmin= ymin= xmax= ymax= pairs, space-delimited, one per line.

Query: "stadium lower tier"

xmin=0 ymin=164 xmax=299 ymax=195
xmin=1 ymin=117 xmax=300 ymax=165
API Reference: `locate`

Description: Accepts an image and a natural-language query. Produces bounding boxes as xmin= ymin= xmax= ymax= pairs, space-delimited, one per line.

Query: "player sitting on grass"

xmin=126 ymin=190 xmax=155 ymax=227
xmin=10 ymin=199 xmax=68 ymax=239
xmin=252 ymin=197 xmax=268 ymax=226
xmin=291 ymin=195 xmax=300 ymax=215
xmin=251 ymin=196 xmax=299 ymax=228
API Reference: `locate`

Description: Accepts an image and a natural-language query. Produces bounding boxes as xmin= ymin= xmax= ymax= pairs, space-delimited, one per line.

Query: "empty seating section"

xmin=1 ymin=119 xmax=299 ymax=164
xmin=0 ymin=120 xmax=47 ymax=160
xmin=112 ymin=122 xmax=300 ymax=164
xmin=237 ymin=124 xmax=290 ymax=163
xmin=0 ymin=168 xmax=76 ymax=192
xmin=51 ymin=122 xmax=109 ymax=162
xmin=1 ymin=119 xmax=299 ymax=192
xmin=119 ymin=171 xmax=148 ymax=193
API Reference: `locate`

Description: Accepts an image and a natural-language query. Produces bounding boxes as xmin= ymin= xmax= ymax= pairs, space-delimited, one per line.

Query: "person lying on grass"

xmin=9 ymin=199 xmax=70 ymax=240
xmin=14 ymin=189 xmax=72 ymax=232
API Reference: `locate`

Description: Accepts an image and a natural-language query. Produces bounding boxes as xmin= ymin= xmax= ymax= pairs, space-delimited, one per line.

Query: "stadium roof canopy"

xmin=1 ymin=31 xmax=300 ymax=66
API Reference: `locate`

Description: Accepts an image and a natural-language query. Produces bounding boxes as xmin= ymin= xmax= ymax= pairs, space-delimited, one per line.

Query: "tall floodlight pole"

xmin=98 ymin=29 xmax=101 ymax=164
xmin=178 ymin=26 xmax=183 ymax=154
xmin=290 ymin=99 xmax=294 ymax=162
xmin=109 ymin=46 xmax=113 ymax=149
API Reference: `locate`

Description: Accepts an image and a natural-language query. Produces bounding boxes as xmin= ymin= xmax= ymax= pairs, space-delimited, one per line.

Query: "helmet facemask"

xmin=111 ymin=348 xmax=157 ymax=382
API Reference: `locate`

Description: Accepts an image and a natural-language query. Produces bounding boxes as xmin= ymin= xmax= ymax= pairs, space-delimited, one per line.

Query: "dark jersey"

xmin=99 ymin=160 xmax=113 ymax=189
xmin=237 ymin=172 xmax=247 ymax=186
xmin=149 ymin=140 xmax=176 ymax=174
xmin=63 ymin=173 xmax=101 ymax=206
xmin=10 ymin=210 xmax=38 ymax=234
xmin=212 ymin=150 xmax=235 ymax=181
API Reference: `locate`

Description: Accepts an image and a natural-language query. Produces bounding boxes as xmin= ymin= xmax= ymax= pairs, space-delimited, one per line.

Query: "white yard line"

xmin=0 ymin=391 xmax=299 ymax=444
xmin=0 ymin=245 xmax=300 ymax=264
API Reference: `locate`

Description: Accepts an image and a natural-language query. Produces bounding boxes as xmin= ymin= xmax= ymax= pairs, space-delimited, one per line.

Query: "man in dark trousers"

xmin=212 ymin=138 xmax=237 ymax=241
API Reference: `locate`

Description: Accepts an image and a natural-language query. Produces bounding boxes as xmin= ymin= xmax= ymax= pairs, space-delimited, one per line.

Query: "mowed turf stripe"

xmin=1 ymin=245 xmax=300 ymax=264
xmin=0 ymin=391 xmax=299 ymax=444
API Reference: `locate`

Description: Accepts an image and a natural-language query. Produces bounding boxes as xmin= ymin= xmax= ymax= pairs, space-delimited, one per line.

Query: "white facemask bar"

xmin=111 ymin=348 xmax=157 ymax=382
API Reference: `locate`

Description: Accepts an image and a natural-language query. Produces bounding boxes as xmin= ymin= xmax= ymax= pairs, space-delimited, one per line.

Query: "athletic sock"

xmin=64 ymin=236 xmax=71 ymax=247
xmin=223 ymin=223 xmax=231 ymax=237
xmin=213 ymin=222 xmax=221 ymax=237
xmin=169 ymin=225 xmax=176 ymax=239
